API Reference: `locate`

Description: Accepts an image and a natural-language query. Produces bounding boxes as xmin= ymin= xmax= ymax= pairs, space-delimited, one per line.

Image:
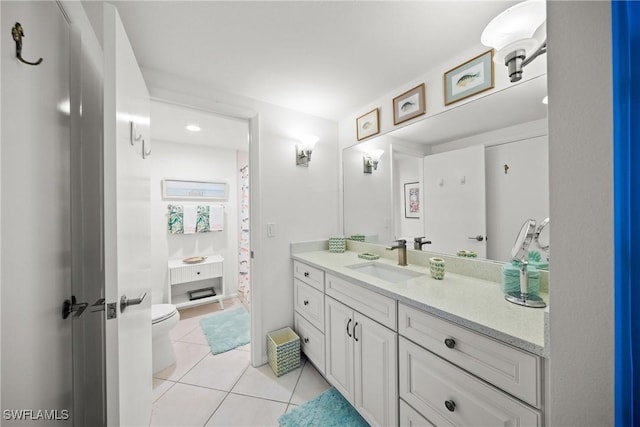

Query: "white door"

xmin=103 ymin=4 xmax=152 ymax=426
xmin=325 ymin=297 xmax=354 ymax=402
xmin=353 ymin=313 xmax=398 ymax=427
xmin=423 ymin=145 xmax=486 ymax=258
xmin=1 ymin=2 xmax=74 ymax=425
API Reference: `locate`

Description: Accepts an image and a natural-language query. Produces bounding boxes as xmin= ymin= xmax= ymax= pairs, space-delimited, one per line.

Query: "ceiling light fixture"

xmin=481 ymin=0 xmax=547 ymax=83
xmin=186 ymin=124 xmax=201 ymax=132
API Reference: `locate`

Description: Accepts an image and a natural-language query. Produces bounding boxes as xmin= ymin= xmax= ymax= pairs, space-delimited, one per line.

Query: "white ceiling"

xmin=150 ymin=101 xmax=249 ymax=150
xmin=110 ymin=1 xmax=519 ymax=122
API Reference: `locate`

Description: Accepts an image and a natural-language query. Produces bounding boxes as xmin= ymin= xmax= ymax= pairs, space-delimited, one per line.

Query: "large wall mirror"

xmin=343 ymin=74 xmax=550 ymax=267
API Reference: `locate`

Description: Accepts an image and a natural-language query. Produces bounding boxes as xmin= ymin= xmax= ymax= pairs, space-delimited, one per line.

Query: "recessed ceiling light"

xmin=186 ymin=124 xmax=201 ymax=132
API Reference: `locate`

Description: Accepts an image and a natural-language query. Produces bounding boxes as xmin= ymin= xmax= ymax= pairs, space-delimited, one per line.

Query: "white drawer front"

xmin=293 ymin=260 xmax=325 ymax=291
xmin=294 ymin=279 xmax=324 ymax=331
xmin=325 ymin=274 xmax=397 ymax=330
xmin=170 ymin=262 xmax=222 ymax=285
xmin=399 ymin=399 xmax=440 ymax=427
xmin=294 ymin=312 xmax=325 ymax=375
xmin=399 ymin=337 xmax=541 ymax=427
xmin=398 ymin=303 xmax=541 ymax=408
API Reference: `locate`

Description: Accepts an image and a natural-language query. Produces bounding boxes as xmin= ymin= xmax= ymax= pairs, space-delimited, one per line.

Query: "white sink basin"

xmin=346 ymin=262 xmax=424 ymax=283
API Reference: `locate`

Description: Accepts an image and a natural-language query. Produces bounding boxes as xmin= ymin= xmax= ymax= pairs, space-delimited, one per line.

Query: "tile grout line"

xmin=201 ymin=362 xmax=252 ymax=426
xmin=286 ymin=358 xmax=307 ymax=408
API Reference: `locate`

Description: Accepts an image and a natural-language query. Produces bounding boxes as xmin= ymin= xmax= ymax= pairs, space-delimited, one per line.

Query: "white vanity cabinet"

xmin=325 ymin=296 xmax=398 ymax=427
xmin=293 ymin=261 xmax=326 ymax=374
xmin=398 ymin=302 xmax=543 ymax=426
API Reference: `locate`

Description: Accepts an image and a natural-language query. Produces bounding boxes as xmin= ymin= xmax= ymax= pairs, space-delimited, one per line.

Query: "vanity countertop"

xmin=292 ymin=250 xmax=548 ymax=358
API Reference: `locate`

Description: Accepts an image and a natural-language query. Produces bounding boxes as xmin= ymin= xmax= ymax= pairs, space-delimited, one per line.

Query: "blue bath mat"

xmin=278 ymin=387 xmax=369 ymax=427
xmin=200 ymin=307 xmax=250 ymax=354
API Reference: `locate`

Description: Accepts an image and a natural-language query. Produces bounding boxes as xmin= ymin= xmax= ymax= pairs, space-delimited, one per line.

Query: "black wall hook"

xmin=11 ymin=22 xmax=43 ymax=66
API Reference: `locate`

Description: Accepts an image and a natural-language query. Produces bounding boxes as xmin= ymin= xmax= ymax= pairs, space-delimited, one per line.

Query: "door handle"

xmin=120 ymin=292 xmax=147 ymax=313
xmin=468 ymin=235 xmax=484 ymax=242
xmin=90 ymin=298 xmax=106 ymax=312
xmin=61 ymin=296 xmax=88 ymax=319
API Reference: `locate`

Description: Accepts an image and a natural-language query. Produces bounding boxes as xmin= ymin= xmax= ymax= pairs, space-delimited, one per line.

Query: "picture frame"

xmin=393 ymin=83 xmax=426 ymax=125
xmin=404 ymin=182 xmax=420 ymax=219
xmin=162 ymin=179 xmax=227 ymax=200
xmin=444 ymin=49 xmax=494 ymax=106
xmin=356 ymin=108 xmax=380 ymax=141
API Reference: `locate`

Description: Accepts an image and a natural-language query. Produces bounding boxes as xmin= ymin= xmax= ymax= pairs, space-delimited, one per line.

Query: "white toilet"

xmin=152 ymin=304 xmax=180 ymax=374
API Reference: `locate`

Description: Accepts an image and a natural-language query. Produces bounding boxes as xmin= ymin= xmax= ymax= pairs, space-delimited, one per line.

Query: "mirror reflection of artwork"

xmin=404 ymin=182 xmax=420 ymax=219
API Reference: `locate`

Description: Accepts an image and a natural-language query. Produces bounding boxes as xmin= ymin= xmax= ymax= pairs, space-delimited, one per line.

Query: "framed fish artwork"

xmin=444 ymin=49 xmax=494 ymax=106
xmin=393 ymin=83 xmax=426 ymax=125
xmin=356 ymin=108 xmax=380 ymax=141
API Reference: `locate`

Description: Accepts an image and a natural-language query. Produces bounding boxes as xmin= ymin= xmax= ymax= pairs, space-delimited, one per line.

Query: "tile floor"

xmin=150 ymin=298 xmax=331 ymax=427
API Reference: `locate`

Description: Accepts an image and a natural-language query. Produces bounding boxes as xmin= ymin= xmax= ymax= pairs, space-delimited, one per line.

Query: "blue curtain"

xmin=613 ymin=1 xmax=640 ymax=426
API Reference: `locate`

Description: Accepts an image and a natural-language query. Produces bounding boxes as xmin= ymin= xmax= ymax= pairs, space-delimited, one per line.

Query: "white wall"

xmin=547 ymin=1 xmax=614 ymax=425
xmin=150 ymin=140 xmax=244 ymax=304
xmin=142 ymin=70 xmax=340 ymax=364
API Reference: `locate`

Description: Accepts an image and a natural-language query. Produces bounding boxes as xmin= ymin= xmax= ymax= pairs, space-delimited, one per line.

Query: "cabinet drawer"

xmin=170 ymin=262 xmax=222 ymax=285
xmin=294 ymin=312 xmax=325 ymax=375
xmin=399 ymin=399 xmax=438 ymax=427
xmin=293 ymin=260 xmax=325 ymax=291
xmin=326 ymin=274 xmax=396 ymax=330
xmin=399 ymin=337 xmax=541 ymax=427
xmin=294 ymin=279 xmax=324 ymax=331
xmin=398 ymin=303 xmax=541 ymax=407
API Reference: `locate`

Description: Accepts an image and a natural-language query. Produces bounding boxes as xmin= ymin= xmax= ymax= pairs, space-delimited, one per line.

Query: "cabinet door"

xmin=354 ymin=313 xmax=398 ymax=427
xmin=325 ymin=297 xmax=354 ymax=402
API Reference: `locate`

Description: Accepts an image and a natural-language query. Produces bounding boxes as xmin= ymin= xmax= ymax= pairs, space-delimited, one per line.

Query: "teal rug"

xmin=200 ymin=307 xmax=250 ymax=354
xmin=278 ymin=388 xmax=369 ymax=427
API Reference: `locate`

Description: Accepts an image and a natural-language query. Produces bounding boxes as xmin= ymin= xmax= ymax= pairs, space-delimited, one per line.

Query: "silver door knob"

xmin=468 ymin=235 xmax=485 ymax=242
xmin=120 ymin=292 xmax=147 ymax=313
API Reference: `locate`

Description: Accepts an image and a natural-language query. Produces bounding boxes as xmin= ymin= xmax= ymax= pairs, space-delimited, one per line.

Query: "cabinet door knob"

xmin=196 ymin=271 xmax=201 ymax=275
xmin=303 ymin=300 xmax=309 ymax=306
xmin=346 ymin=318 xmax=352 ymax=337
xmin=304 ymin=337 xmax=309 ymax=343
xmin=444 ymin=338 xmax=456 ymax=349
xmin=304 ymin=271 xmax=310 ymax=277
xmin=445 ymin=400 xmax=456 ymax=412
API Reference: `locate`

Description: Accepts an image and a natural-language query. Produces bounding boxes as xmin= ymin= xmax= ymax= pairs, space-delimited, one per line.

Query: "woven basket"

xmin=328 ymin=237 xmax=346 ymax=253
xmin=267 ymin=327 xmax=300 ymax=377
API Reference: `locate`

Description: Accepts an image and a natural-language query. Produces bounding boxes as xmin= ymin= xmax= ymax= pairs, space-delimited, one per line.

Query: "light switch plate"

xmin=267 ymin=222 xmax=276 ymax=237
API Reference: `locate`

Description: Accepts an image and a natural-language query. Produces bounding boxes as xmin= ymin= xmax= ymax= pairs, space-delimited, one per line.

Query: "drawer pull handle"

xmin=303 ymin=300 xmax=309 ymax=306
xmin=346 ymin=319 xmax=352 ymax=337
xmin=444 ymin=338 xmax=456 ymax=349
xmin=304 ymin=271 xmax=310 ymax=277
xmin=354 ymin=322 xmax=359 ymax=342
xmin=445 ymin=400 xmax=456 ymax=412
xmin=304 ymin=337 xmax=309 ymax=343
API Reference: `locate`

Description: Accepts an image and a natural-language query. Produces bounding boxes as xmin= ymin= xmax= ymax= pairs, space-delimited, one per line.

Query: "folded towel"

xmin=209 ymin=205 xmax=224 ymax=231
xmin=183 ymin=205 xmax=198 ymax=234
xmin=167 ymin=205 xmax=184 ymax=234
xmin=196 ymin=205 xmax=210 ymax=233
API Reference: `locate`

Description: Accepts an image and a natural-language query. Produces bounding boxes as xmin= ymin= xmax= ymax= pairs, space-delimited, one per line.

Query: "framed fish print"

xmin=444 ymin=49 xmax=494 ymax=106
xmin=356 ymin=108 xmax=380 ymax=141
xmin=404 ymin=182 xmax=420 ymax=218
xmin=393 ymin=83 xmax=426 ymax=125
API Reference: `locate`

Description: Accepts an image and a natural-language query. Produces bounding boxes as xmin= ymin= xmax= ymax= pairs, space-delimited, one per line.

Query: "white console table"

xmin=168 ymin=255 xmax=225 ymax=310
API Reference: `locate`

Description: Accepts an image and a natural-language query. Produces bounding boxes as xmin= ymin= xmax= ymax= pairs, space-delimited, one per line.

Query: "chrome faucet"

xmin=413 ymin=237 xmax=432 ymax=250
xmin=386 ymin=239 xmax=408 ymax=266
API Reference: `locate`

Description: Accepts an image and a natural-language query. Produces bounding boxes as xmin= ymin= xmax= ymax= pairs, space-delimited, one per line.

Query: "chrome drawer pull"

xmin=445 ymin=400 xmax=456 ymax=412
xmin=444 ymin=338 xmax=456 ymax=349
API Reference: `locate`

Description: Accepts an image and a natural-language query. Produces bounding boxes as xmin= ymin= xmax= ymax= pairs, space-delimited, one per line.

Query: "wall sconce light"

xmin=481 ymin=0 xmax=546 ymax=83
xmin=296 ymin=135 xmax=319 ymax=167
xmin=363 ymin=149 xmax=384 ymax=174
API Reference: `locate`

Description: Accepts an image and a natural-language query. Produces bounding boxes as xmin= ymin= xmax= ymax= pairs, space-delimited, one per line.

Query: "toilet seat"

xmin=152 ymin=304 xmax=178 ymax=324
